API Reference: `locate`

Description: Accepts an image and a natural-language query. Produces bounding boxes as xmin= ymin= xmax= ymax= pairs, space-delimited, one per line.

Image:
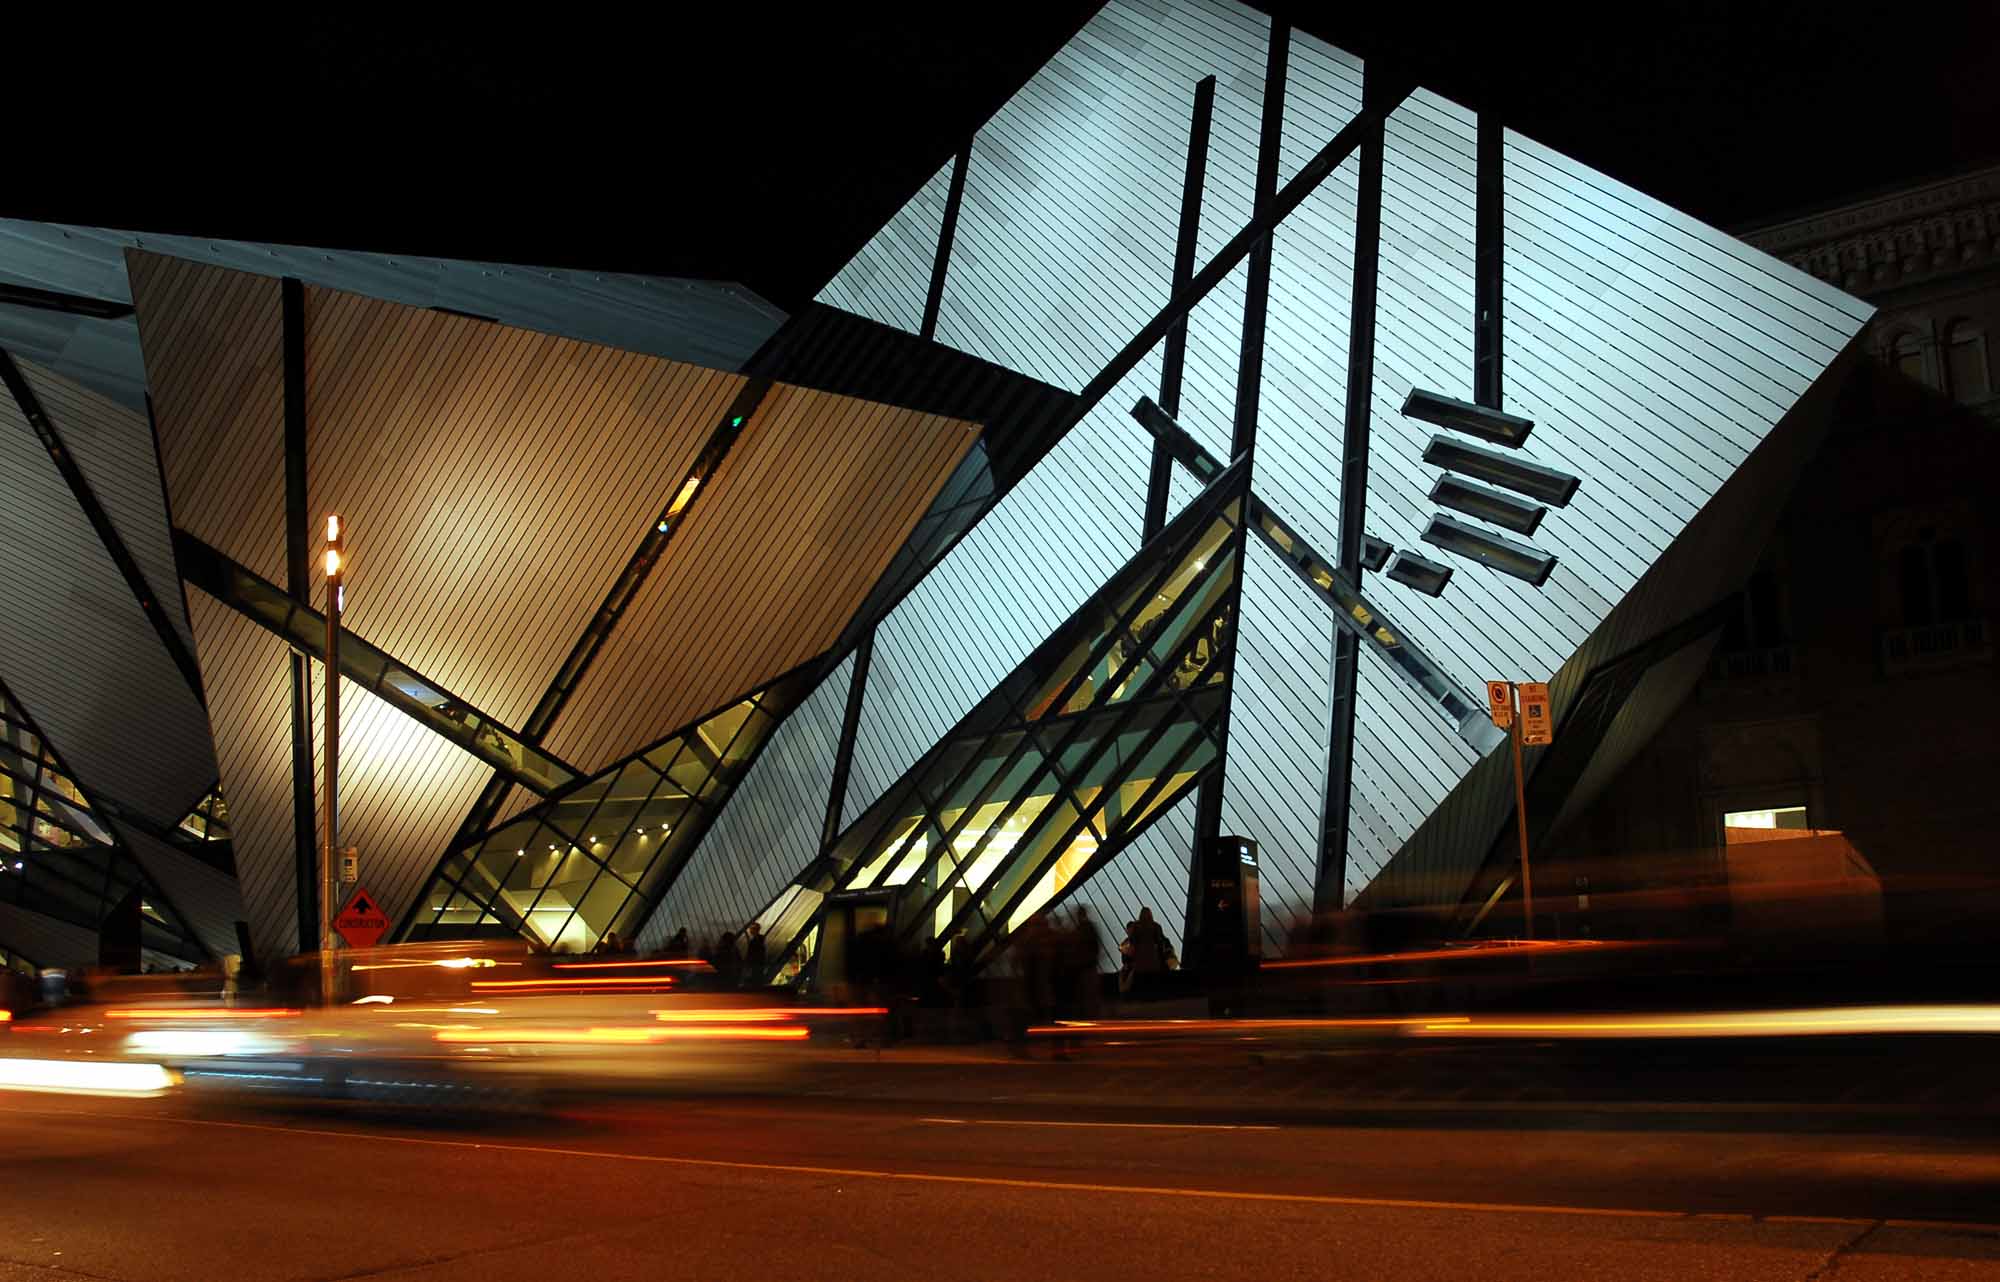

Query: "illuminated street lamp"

xmin=320 ymin=514 xmax=344 ymax=1006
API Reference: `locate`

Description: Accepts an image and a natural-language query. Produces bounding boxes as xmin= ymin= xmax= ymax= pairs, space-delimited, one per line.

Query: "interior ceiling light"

xmin=1422 ymin=435 xmax=1579 ymax=507
xmin=1422 ymin=513 xmax=1558 ymax=587
xmin=1401 ymin=388 xmax=1535 ymax=448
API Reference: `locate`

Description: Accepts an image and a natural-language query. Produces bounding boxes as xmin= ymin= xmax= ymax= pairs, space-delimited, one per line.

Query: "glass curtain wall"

xmin=757 ymin=458 xmax=1250 ymax=980
xmin=407 ymin=673 xmax=813 ymax=954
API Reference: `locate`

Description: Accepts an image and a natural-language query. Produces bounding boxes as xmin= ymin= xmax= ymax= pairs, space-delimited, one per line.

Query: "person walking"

xmin=1122 ymin=906 xmax=1170 ymax=999
xmin=741 ymin=922 xmax=766 ymax=986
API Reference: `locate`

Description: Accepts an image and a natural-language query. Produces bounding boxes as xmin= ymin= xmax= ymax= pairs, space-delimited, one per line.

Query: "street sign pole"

xmin=1509 ymin=685 xmax=1533 ymax=940
xmin=321 ymin=515 xmax=344 ymax=1007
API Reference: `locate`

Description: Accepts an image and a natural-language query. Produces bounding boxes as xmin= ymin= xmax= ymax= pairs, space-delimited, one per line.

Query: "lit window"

xmin=1723 ymin=806 xmax=1808 ymax=841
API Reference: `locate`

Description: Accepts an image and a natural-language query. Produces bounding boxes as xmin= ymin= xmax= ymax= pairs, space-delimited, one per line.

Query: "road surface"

xmin=6 ymin=1081 xmax=2000 ymax=1281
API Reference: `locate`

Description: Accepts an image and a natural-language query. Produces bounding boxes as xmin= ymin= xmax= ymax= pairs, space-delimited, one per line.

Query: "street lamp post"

xmin=320 ymin=514 xmax=344 ymax=1006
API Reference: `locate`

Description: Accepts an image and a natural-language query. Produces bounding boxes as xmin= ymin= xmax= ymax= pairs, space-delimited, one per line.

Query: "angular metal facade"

xmin=807 ymin=0 xmax=1870 ymax=938
xmin=0 ymin=0 xmax=1873 ymax=973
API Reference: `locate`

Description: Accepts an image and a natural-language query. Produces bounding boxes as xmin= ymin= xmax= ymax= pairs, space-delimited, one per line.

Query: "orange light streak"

xmin=1263 ymin=939 xmax=1610 ymax=970
xmin=470 ymin=978 xmax=680 ymax=991
xmin=1027 ymin=1016 xmax=1468 ymax=1036
xmin=434 ymin=1024 xmax=808 ymax=1045
xmin=104 ymin=1008 xmax=300 ymax=1020
xmin=552 ymin=960 xmax=710 ymax=971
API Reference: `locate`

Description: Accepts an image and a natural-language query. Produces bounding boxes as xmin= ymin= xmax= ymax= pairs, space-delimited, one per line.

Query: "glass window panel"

xmin=852 ymin=812 xmax=927 ymax=888
xmin=1019 ymin=620 xmax=1114 ymax=722
xmin=572 ymin=869 xmax=637 ymax=944
xmin=609 ymin=798 xmax=685 ymax=880
xmin=1145 ymin=554 xmax=1235 ymax=675
xmin=717 ymin=705 xmax=773 ymax=771
xmin=955 ymin=797 xmax=1081 ymax=940
xmin=696 ymin=700 xmax=758 ymax=762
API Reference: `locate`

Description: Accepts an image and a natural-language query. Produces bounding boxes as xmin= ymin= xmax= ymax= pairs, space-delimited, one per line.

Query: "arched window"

xmin=1944 ymin=320 xmax=1990 ymax=404
xmin=1888 ymin=329 xmax=1934 ymax=388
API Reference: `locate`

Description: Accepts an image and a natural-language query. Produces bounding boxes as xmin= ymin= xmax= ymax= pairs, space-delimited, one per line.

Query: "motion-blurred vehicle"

xmin=1 ymin=941 xmax=858 ymax=1109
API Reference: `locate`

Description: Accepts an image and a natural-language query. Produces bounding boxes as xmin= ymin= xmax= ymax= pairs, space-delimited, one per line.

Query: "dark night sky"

xmin=9 ymin=5 xmax=1997 ymax=313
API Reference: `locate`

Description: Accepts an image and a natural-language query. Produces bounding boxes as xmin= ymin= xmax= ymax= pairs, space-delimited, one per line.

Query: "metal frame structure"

xmin=755 ymin=455 xmax=1251 ymax=979
xmin=406 ymin=667 xmax=819 ymax=951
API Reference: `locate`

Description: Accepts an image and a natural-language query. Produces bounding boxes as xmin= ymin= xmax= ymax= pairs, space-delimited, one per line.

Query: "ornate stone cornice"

xmin=1738 ymin=166 xmax=2000 ymax=296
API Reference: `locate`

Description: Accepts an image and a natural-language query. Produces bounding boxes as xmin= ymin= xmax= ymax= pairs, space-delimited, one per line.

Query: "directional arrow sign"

xmin=333 ymin=887 xmax=390 ymax=949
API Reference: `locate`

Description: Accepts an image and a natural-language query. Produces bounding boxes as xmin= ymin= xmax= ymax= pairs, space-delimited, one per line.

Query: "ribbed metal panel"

xmin=301 ymin=285 xmax=742 ymax=728
xmin=817 ymin=0 xmax=1870 ymax=924
xmin=121 ymin=825 xmax=245 ymax=962
xmin=128 ymin=252 xmax=289 ymax=584
xmin=842 ymin=350 xmax=1167 ymax=827
xmin=14 ymin=361 xmax=194 ymax=654
xmin=0 ymin=900 xmax=97 ymax=970
xmin=816 ymin=157 xmax=951 ymax=334
xmin=0 ymin=373 xmax=216 ymax=826
xmin=306 ymin=667 xmax=493 ymax=943
xmin=0 ymin=219 xmax=783 ymax=411
xmin=636 ymin=655 xmax=855 ymax=951
xmin=183 ymin=590 xmax=299 ymax=966
xmin=543 ymin=385 xmax=981 ymax=774
xmin=1217 ymin=542 xmax=1334 ymax=953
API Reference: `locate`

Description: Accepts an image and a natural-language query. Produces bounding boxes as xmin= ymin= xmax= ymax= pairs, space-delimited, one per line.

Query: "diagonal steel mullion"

xmin=900 ymin=566 xmax=1239 ymax=947
xmin=890 ymin=576 xmax=1221 ymax=940
xmin=963 ymin=703 xmax=1222 ymax=965
xmin=823 ymin=492 xmax=1230 ymax=910
xmin=952 ymin=688 xmax=1217 ymax=962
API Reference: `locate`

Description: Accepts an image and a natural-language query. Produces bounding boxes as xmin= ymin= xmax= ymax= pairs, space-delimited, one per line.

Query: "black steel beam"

xmin=281 ymin=278 xmax=319 ymax=955
xmin=1190 ymin=21 xmax=1287 ymax=951
xmin=1474 ymin=112 xmax=1504 ymax=411
xmin=1068 ymin=70 xmax=1411 ymax=437
xmin=1145 ymin=74 xmax=1216 ymax=542
xmin=919 ymin=148 xmax=970 ymax=344
xmin=818 ymin=631 xmax=874 ymax=854
xmin=0 ymin=349 xmax=206 ymax=706
xmin=1317 ymin=64 xmax=1399 ymax=916
xmin=0 ymin=280 xmax=134 ymax=321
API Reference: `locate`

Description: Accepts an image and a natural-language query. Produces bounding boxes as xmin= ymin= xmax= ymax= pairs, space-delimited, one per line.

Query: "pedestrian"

xmin=665 ymin=927 xmax=691 ymax=959
xmin=713 ymin=930 xmax=740 ymax=988
xmin=1122 ymin=906 xmax=1170 ymax=999
xmin=741 ymin=922 xmax=766 ymax=986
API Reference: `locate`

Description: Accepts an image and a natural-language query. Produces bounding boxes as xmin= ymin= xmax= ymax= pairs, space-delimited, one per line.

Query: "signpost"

xmin=333 ymin=887 xmax=389 ymax=950
xmin=1488 ymin=679 xmax=1554 ymax=940
xmin=1517 ymin=681 xmax=1552 ymax=746
xmin=339 ymin=848 xmax=359 ymax=885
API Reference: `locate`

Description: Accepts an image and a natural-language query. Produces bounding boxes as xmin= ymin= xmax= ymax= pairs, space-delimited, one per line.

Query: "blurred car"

xmin=1 ymin=941 xmax=857 ymax=1109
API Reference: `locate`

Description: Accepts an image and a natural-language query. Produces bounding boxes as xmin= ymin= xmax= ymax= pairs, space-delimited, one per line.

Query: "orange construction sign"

xmin=333 ymin=887 xmax=390 ymax=949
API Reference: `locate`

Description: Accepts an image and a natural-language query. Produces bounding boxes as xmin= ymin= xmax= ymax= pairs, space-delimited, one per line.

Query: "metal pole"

xmin=1509 ymin=683 xmax=1533 ymax=940
xmin=320 ymin=516 xmax=344 ymax=1006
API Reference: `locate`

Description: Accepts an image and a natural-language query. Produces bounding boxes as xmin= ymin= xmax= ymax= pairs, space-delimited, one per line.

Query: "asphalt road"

xmin=7 ymin=1081 xmax=2000 ymax=1282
